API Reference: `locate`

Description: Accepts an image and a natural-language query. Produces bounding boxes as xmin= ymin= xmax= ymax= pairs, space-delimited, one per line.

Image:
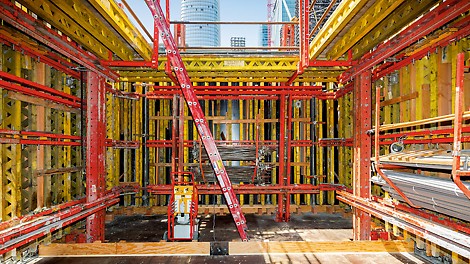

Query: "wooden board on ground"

xmin=39 ymin=242 xmax=211 ymax=256
xmin=229 ymin=241 xmax=414 ymax=255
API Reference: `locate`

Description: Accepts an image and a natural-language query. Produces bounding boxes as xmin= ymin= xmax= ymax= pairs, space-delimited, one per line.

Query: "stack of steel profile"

xmin=191 ymin=144 xmax=273 ymax=184
xmin=192 ymin=144 xmax=274 ymax=161
xmin=192 ymin=165 xmax=256 ymax=183
xmin=193 ymin=144 xmax=256 ymax=161
xmin=372 ymin=170 xmax=470 ymax=222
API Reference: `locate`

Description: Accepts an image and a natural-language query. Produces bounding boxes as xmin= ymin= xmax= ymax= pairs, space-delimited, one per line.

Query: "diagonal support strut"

xmin=145 ymin=0 xmax=248 ymax=241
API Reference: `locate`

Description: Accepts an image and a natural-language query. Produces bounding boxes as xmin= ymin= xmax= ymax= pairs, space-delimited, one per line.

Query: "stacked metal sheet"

xmin=372 ymin=170 xmax=470 ymax=222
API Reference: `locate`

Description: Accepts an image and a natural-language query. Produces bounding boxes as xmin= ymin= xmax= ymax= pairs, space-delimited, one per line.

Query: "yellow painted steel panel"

xmin=327 ymin=0 xmax=406 ymax=60
xmin=309 ymin=0 xmax=369 ymax=59
xmin=87 ymin=0 xmax=152 ymax=60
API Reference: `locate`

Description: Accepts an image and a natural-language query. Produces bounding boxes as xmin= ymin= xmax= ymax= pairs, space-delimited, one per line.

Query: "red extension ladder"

xmin=145 ymin=0 xmax=248 ymax=241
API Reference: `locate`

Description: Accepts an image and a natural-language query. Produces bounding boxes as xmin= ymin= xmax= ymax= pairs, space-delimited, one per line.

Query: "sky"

xmin=124 ymin=0 xmax=267 ymax=47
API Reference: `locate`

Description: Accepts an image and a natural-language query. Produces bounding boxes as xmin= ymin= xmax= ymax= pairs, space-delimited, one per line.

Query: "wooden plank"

xmin=39 ymin=242 xmax=117 ymax=256
xmin=39 ymin=242 xmax=211 ymax=256
xmin=115 ymin=242 xmax=210 ymax=255
xmin=421 ymin=84 xmax=431 ymax=119
xmin=229 ymin=241 xmax=414 ymax=255
xmin=381 ymin=92 xmax=419 ymax=107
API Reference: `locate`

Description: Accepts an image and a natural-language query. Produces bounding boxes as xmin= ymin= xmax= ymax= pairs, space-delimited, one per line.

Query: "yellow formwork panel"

xmin=309 ymin=0 xmax=369 ymax=59
xmin=327 ymin=0 xmax=405 ymax=60
xmin=116 ymin=56 xmax=343 ymax=83
xmin=63 ymin=81 xmax=72 ymax=202
xmin=326 ymin=98 xmax=335 ymax=205
xmin=351 ymin=0 xmax=437 ymax=60
xmin=2 ymin=47 xmax=22 ymax=220
xmin=106 ymin=92 xmax=116 ymax=189
xmin=17 ymin=0 xmax=135 ymax=60
xmin=87 ymin=0 xmax=152 ymax=60
xmin=315 ymin=99 xmax=324 ymax=205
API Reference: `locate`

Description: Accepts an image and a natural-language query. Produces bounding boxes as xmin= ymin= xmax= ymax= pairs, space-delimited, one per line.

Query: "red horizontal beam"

xmin=339 ymin=0 xmax=470 ymax=83
xmin=0 ymin=34 xmax=80 ymax=79
xmin=0 ymin=77 xmax=81 ymax=108
xmin=0 ymin=0 xmax=119 ymax=81
xmin=0 ymin=129 xmax=81 ymax=146
xmin=106 ymin=139 xmax=140 ymax=149
xmin=102 ymin=60 xmax=158 ymax=68
xmin=147 ymin=183 xmax=344 ymax=195
xmin=309 ymin=60 xmax=353 ymax=67
xmin=372 ymin=16 xmax=470 ymax=81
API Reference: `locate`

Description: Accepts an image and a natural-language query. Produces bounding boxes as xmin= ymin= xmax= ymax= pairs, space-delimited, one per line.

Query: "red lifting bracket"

xmin=145 ymin=0 xmax=248 ymax=241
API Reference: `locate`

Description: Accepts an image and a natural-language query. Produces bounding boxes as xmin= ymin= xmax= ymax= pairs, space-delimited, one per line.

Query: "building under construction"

xmin=0 ymin=0 xmax=469 ymax=263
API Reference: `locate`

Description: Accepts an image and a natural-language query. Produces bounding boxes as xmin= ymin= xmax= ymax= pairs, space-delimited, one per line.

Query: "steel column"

xmin=142 ymin=84 xmax=150 ymax=206
xmin=352 ymin=71 xmax=372 ymax=240
xmin=276 ymin=94 xmax=287 ymax=222
xmin=85 ymin=72 xmax=106 ymax=242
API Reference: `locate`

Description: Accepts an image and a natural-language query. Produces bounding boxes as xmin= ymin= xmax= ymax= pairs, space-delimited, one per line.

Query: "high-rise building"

xmin=259 ymin=24 xmax=269 ymax=47
xmin=181 ymin=0 xmax=220 ymax=47
xmin=231 ymin=37 xmax=246 ymax=47
xmin=272 ymin=0 xmax=296 ymax=46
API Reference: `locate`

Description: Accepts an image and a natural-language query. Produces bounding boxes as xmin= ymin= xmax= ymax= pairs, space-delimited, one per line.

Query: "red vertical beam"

xmin=152 ymin=20 xmax=159 ymax=68
xmin=285 ymin=95 xmax=293 ymax=221
xmin=300 ymin=0 xmax=309 ymax=69
xmin=86 ymin=71 xmax=106 ymax=242
xmin=352 ymin=71 xmax=372 ymax=240
xmin=452 ymin=52 xmax=470 ymax=199
xmin=171 ymin=95 xmax=178 ymax=174
xmin=178 ymin=96 xmax=185 ymax=173
xmin=276 ymin=94 xmax=286 ymax=222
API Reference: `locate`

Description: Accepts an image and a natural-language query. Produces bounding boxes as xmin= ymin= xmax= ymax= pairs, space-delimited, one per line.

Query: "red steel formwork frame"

xmin=352 ymin=71 xmax=372 ymax=240
xmin=85 ymin=72 xmax=107 ymax=242
xmin=0 ymin=0 xmax=118 ymax=81
xmin=145 ymin=0 xmax=248 ymax=241
xmin=339 ymin=0 xmax=470 ymax=84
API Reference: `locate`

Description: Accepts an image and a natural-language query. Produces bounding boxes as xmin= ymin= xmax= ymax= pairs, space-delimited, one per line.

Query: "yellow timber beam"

xmin=309 ymin=0 xmax=369 ymax=60
xmin=326 ymin=0 xmax=406 ymax=60
xmin=117 ymin=70 xmax=342 ymax=83
xmin=52 ymin=0 xmax=135 ymax=60
xmin=114 ymin=56 xmax=343 ymax=83
xmin=17 ymin=0 xmax=110 ymax=60
xmin=87 ymin=0 xmax=152 ymax=60
xmin=351 ymin=0 xmax=439 ymax=60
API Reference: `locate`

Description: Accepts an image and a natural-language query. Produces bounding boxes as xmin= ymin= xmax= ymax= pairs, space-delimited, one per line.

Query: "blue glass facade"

xmin=259 ymin=24 xmax=269 ymax=47
xmin=181 ymin=0 xmax=220 ymax=47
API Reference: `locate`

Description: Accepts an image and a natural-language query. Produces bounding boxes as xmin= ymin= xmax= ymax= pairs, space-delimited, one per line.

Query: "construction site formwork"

xmin=0 ymin=0 xmax=469 ymax=262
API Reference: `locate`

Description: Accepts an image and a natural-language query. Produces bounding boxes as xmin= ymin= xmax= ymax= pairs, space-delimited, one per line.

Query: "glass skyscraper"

xmin=272 ymin=0 xmax=296 ymax=46
xmin=259 ymin=24 xmax=269 ymax=47
xmin=181 ymin=0 xmax=220 ymax=47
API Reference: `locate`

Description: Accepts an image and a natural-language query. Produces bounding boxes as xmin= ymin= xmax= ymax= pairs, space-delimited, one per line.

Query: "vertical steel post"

xmin=85 ymin=71 xmax=106 ymax=242
xmin=451 ymin=52 xmax=470 ymax=199
xmin=179 ymin=96 xmax=185 ymax=173
xmin=276 ymin=94 xmax=286 ymax=222
xmin=352 ymin=71 xmax=372 ymax=240
xmin=142 ymin=84 xmax=149 ymax=206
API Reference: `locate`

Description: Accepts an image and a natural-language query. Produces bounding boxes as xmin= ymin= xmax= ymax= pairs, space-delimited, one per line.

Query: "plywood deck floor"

xmin=32 ymin=213 xmax=426 ymax=263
